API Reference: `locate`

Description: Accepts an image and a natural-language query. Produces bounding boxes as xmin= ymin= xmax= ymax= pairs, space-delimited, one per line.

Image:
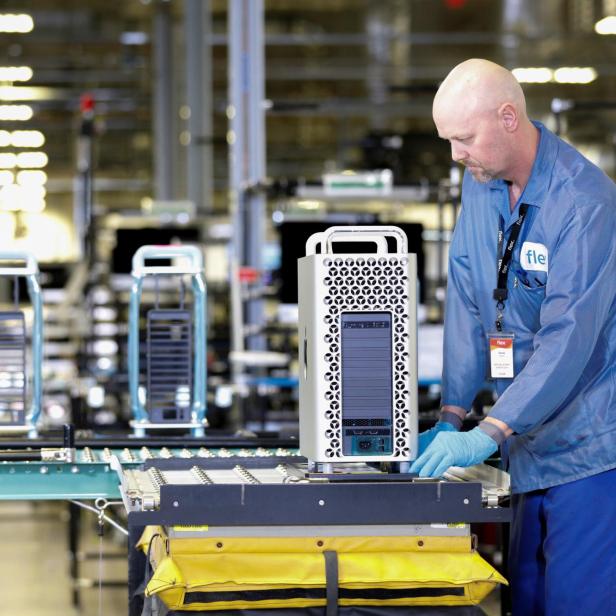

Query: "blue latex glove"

xmin=417 ymin=420 xmax=458 ymax=456
xmin=410 ymin=427 xmax=498 ymax=478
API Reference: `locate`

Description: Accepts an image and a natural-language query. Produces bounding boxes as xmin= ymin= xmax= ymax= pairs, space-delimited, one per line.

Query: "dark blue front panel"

xmin=341 ymin=312 xmax=392 ymax=455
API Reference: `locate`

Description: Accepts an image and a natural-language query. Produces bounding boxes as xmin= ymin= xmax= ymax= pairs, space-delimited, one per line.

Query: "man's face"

xmin=434 ymin=108 xmax=506 ymax=183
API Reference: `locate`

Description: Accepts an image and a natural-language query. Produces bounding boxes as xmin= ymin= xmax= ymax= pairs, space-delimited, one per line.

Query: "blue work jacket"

xmin=442 ymin=122 xmax=616 ymax=494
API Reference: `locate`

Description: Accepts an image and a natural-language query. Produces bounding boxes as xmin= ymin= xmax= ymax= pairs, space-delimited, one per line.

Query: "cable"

xmin=98 ymin=533 xmax=103 ymax=616
xmin=68 ymin=499 xmax=129 ymax=536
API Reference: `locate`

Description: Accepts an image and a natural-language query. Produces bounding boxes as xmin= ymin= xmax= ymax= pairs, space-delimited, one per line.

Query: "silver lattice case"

xmin=298 ymin=226 xmax=418 ymax=463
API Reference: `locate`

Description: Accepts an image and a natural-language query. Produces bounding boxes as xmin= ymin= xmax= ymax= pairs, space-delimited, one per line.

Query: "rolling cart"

xmin=128 ymin=245 xmax=207 ymax=437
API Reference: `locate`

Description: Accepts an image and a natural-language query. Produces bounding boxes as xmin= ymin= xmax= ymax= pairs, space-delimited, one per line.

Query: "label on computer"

xmin=340 ymin=312 xmax=393 ymax=455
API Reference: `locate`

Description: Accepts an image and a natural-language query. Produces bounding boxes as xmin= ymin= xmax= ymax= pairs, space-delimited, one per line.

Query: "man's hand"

xmin=410 ymin=427 xmax=498 ymax=478
xmin=418 ymin=421 xmax=458 ymax=456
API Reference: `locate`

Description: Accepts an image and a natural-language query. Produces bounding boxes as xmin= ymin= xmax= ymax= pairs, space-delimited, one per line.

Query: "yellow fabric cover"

xmin=138 ymin=526 xmax=507 ymax=611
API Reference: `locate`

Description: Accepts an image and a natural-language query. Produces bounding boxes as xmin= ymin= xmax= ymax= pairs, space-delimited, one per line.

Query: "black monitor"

xmin=111 ymin=227 xmax=201 ymax=274
xmin=276 ymin=219 xmax=425 ymax=304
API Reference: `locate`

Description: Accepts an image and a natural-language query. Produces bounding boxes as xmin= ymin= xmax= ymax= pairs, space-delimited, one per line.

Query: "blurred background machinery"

xmin=0 ymin=0 xmax=614 ymax=435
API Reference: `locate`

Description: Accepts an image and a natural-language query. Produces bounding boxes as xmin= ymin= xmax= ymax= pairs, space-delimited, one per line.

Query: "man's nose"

xmin=451 ymin=142 xmax=466 ymax=163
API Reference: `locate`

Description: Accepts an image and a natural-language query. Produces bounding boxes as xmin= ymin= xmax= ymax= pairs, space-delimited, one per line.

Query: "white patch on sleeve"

xmin=520 ymin=241 xmax=549 ymax=272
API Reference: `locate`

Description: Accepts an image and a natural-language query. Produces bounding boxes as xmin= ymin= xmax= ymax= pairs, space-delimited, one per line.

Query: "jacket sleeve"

xmin=441 ymin=199 xmax=488 ymax=411
xmin=489 ymin=201 xmax=616 ymax=433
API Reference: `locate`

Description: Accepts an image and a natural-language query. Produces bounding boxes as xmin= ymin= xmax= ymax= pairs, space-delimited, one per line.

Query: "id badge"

xmin=487 ymin=333 xmax=515 ymax=378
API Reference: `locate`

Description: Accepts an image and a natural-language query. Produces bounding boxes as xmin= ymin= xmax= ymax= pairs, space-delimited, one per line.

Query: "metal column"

xmin=228 ymin=0 xmax=266 ymax=351
xmin=365 ymin=6 xmax=390 ymax=131
xmin=153 ymin=0 xmax=174 ymax=200
xmin=185 ymin=0 xmax=214 ymax=213
xmin=74 ymin=94 xmax=95 ymax=265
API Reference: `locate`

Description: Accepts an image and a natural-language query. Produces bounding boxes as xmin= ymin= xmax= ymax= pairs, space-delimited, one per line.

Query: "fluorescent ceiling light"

xmin=513 ymin=66 xmax=597 ymax=85
xmin=0 ymin=129 xmax=45 ymax=148
xmin=0 ymin=184 xmax=46 ymax=212
xmin=2 ymin=184 xmax=46 ymax=200
xmin=512 ymin=67 xmax=553 ymax=83
xmin=0 ymin=67 xmax=32 ymax=82
xmin=0 ymin=105 xmax=32 ymax=120
xmin=0 ymin=152 xmax=49 ymax=172
xmin=0 ymin=153 xmax=17 ymax=168
xmin=10 ymin=130 xmax=45 ymax=148
xmin=16 ymin=152 xmax=48 ymax=168
xmin=21 ymin=200 xmax=45 ymax=213
xmin=553 ymin=67 xmax=597 ymax=84
xmin=0 ymin=14 xmax=34 ymax=33
xmin=9 ymin=198 xmax=46 ymax=213
xmin=17 ymin=170 xmax=47 ymax=185
xmin=595 ymin=15 xmax=616 ymax=35
xmin=0 ymin=86 xmax=55 ymax=101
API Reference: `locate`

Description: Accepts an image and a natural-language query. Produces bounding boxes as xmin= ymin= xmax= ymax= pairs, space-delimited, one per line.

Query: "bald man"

xmin=411 ymin=59 xmax=616 ymax=615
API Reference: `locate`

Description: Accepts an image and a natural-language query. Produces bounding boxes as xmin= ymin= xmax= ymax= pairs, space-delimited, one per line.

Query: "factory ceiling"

xmin=0 ymin=0 xmax=614 ymax=220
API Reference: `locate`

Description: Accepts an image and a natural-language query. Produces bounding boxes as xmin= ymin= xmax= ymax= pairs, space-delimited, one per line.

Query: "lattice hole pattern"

xmin=321 ymin=257 xmax=411 ymax=458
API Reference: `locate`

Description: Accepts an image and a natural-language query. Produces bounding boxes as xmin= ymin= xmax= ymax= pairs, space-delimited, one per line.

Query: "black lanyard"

xmin=493 ymin=203 xmax=529 ymax=331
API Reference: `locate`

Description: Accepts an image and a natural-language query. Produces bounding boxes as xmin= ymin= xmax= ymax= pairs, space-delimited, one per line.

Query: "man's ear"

xmin=499 ymin=103 xmax=518 ymax=132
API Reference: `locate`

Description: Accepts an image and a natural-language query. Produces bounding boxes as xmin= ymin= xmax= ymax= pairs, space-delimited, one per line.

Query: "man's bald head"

xmin=433 ymin=59 xmax=538 ymax=186
xmin=433 ymin=59 xmax=527 ymax=126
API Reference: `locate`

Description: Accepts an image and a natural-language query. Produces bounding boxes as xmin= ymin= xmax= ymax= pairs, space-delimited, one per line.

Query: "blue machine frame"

xmin=128 ymin=245 xmax=207 ymax=437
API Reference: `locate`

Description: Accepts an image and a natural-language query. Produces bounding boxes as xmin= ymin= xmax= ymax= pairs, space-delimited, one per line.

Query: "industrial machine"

xmin=114 ymin=454 xmax=509 ymax=615
xmin=128 ymin=245 xmax=207 ymax=437
xmin=298 ymin=226 xmax=417 ymax=465
xmin=0 ymin=251 xmax=43 ymax=438
xmin=0 ymin=231 xmax=511 ymax=615
xmin=111 ymin=226 xmax=507 ymax=615
xmin=0 ymin=428 xmax=509 ymax=614
xmin=0 ymin=433 xmax=300 ymax=500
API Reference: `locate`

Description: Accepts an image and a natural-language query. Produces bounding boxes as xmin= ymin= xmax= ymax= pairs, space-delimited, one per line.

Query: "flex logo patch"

xmin=521 ymin=241 xmax=548 ymax=272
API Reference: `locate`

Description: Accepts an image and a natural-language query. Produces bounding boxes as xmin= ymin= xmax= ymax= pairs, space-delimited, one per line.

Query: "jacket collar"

xmin=488 ymin=121 xmax=557 ymax=209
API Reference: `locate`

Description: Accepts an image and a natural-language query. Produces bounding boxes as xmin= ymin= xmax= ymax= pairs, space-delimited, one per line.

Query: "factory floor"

xmin=0 ymin=501 xmax=502 ymax=616
xmin=0 ymin=501 xmax=126 ymax=615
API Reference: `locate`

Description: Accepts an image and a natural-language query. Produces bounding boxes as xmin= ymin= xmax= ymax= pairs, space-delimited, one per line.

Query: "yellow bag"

xmin=138 ymin=526 xmax=506 ymax=612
